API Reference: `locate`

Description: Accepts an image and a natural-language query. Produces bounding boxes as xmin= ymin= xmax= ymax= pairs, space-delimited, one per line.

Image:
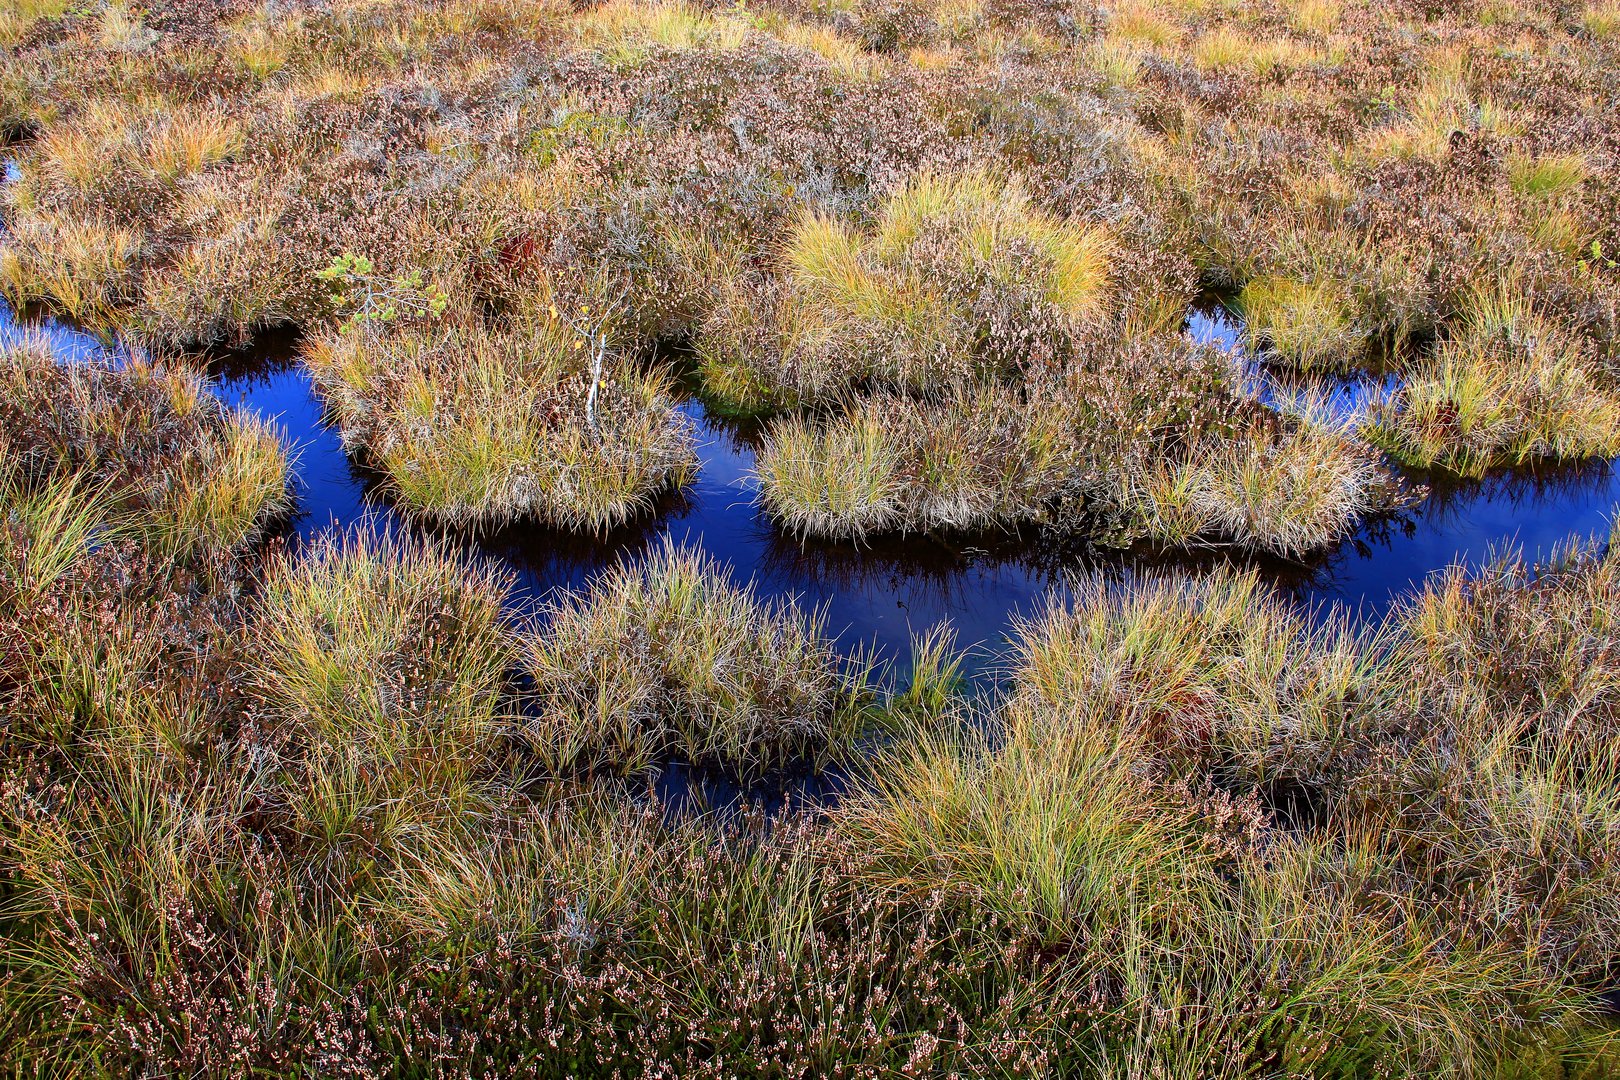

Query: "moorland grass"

xmin=519 ymin=541 xmax=868 ymax=773
xmin=304 ymin=316 xmax=696 ymax=530
xmin=0 ymin=214 xmax=139 ymax=330
xmin=837 ymin=705 xmax=1590 ymax=1077
xmin=695 ymin=169 xmax=1113 ymax=415
xmin=755 ymin=361 xmax=1395 ymax=554
xmin=1236 ymin=275 xmax=1363 ymax=371
xmin=248 ymin=528 xmax=513 ymax=858
xmin=1368 ymin=291 xmax=1620 ymax=476
xmin=1132 ymin=418 xmax=1394 ymax=556
xmin=8 ymin=0 xmax=1620 ymax=1071
xmin=0 ymin=336 xmax=289 ymax=556
xmin=1004 ymin=551 xmax=1620 ymax=998
xmin=754 ymin=385 xmax=1067 ymax=539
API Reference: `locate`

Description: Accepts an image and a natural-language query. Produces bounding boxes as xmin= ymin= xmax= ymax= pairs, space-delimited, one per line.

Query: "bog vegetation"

xmin=5 ymin=0 xmax=1620 ymax=1072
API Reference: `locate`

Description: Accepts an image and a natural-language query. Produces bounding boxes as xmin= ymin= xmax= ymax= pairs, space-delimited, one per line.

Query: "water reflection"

xmin=5 ymin=297 xmax=1619 ymax=683
xmin=1301 ymin=463 xmax=1620 ymax=614
xmin=1186 ymin=303 xmax=1400 ymax=426
xmin=1184 ymin=300 xmax=1620 ymax=610
xmin=0 ymin=297 xmax=127 ymax=362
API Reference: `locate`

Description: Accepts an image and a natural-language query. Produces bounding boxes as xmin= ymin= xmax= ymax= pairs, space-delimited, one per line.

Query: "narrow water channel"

xmin=6 ymin=295 xmax=1620 ymax=686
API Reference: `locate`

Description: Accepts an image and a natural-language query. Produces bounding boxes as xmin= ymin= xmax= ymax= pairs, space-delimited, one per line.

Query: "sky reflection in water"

xmin=6 ymin=299 xmax=1619 ymax=683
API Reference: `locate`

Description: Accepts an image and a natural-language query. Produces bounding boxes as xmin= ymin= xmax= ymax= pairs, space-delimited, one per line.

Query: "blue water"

xmin=13 ymin=312 xmax=1062 ymax=676
xmin=6 ymin=294 xmax=1619 ymax=681
xmin=1188 ymin=304 xmax=1620 ymax=617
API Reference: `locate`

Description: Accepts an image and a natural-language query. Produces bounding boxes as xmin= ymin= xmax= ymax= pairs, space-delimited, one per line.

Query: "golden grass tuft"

xmin=1368 ymin=291 xmax=1620 ymax=476
xmin=580 ymin=0 xmax=749 ymax=65
xmin=518 ymin=542 xmax=867 ymax=773
xmin=305 ymin=316 xmax=696 ymax=531
xmin=0 ymin=215 xmax=139 ymax=329
xmin=0 ymin=338 xmax=290 ymax=556
xmin=776 ymin=22 xmax=881 ymax=79
xmin=1008 ymin=567 xmax=1395 ymax=781
xmin=1134 ymin=420 xmax=1390 ymax=556
xmin=1236 ymin=275 xmax=1362 ymax=370
xmin=1107 ymin=0 xmax=1183 ymax=47
xmin=702 ymin=170 xmax=1113 ymax=413
xmin=754 ymin=380 xmax=1090 ymax=539
xmin=1285 ymin=0 xmax=1341 ymax=35
xmin=836 ymin=709 xmax=1202 ymax=941
xmin=754 ymin=406 xmax=904 ymax=539
xmin=1507 ymin=152 xmax=1590 ymax=198
xmin=1582 ymin=0 xmax=1620 ymax=38
xmin=249 ymin=528 xmax=512 ymax=853
xmin=0 ymin=0 xmax=70 ymax=47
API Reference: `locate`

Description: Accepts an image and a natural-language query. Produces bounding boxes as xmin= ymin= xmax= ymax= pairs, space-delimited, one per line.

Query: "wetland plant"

xmin=518 ymin=541 xmax=868 ymax=774
xmin=7 ymin=0 xmax=1620 ymax=1071
xmin=304 ymin=315 xmax=696 ymax=531
xmin=0 ymin=336 xmax=289 ymax=556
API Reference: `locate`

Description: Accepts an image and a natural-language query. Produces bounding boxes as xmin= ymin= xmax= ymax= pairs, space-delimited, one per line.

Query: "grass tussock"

xmin=1008 ymin=566 xmax=1399 ymax=785
xmin=995 ymin=553 xmax=1620 ymax=999
xmin=248 ymin=528 xmax=513 ymax=855
xmin=1236 ymin=275 xmax=1363 ymax=371
xmin=754 ymin=385 xmax=1075 ymax=539
xmin=1133 ymin=419 xmax=1394 ymax=556
xmin=1402 ymin=536 xmax=1620 ymax=770
xmin=753 ymin=332 xmax=1396 ymax=554
xmin=0 ymin=336 xmax=289 ymax=556
xmin=0 ymin=0 xmax=70 ymax=47
xmin=580 ymin=0 xmax=750 ymax=65
xmin=1368 ymin=291 xmax=1620 ymax=476
xmin=304 ymin=316 xmax=696 ymax=530
xmin=696 ymin=169 xmax=1111 ymax=414
xmin=0 ymin=214 xmax=140 ymax=330
xmin=519 ymin=542 xmax=867 ymax=773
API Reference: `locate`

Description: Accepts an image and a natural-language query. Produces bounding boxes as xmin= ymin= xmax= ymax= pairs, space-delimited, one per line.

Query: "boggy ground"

xmin=9 ymin=0 xmax=1620 ymax=1074
xmin=6 ymin=352 xmax=1620 ymax=1074
xmin=6 ymin=0 xmax=1620 ymax=552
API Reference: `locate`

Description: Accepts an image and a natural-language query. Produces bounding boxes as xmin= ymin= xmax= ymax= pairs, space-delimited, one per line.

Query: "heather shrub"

xmin=365 ymin=800 xmax=1097 ymax=1078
